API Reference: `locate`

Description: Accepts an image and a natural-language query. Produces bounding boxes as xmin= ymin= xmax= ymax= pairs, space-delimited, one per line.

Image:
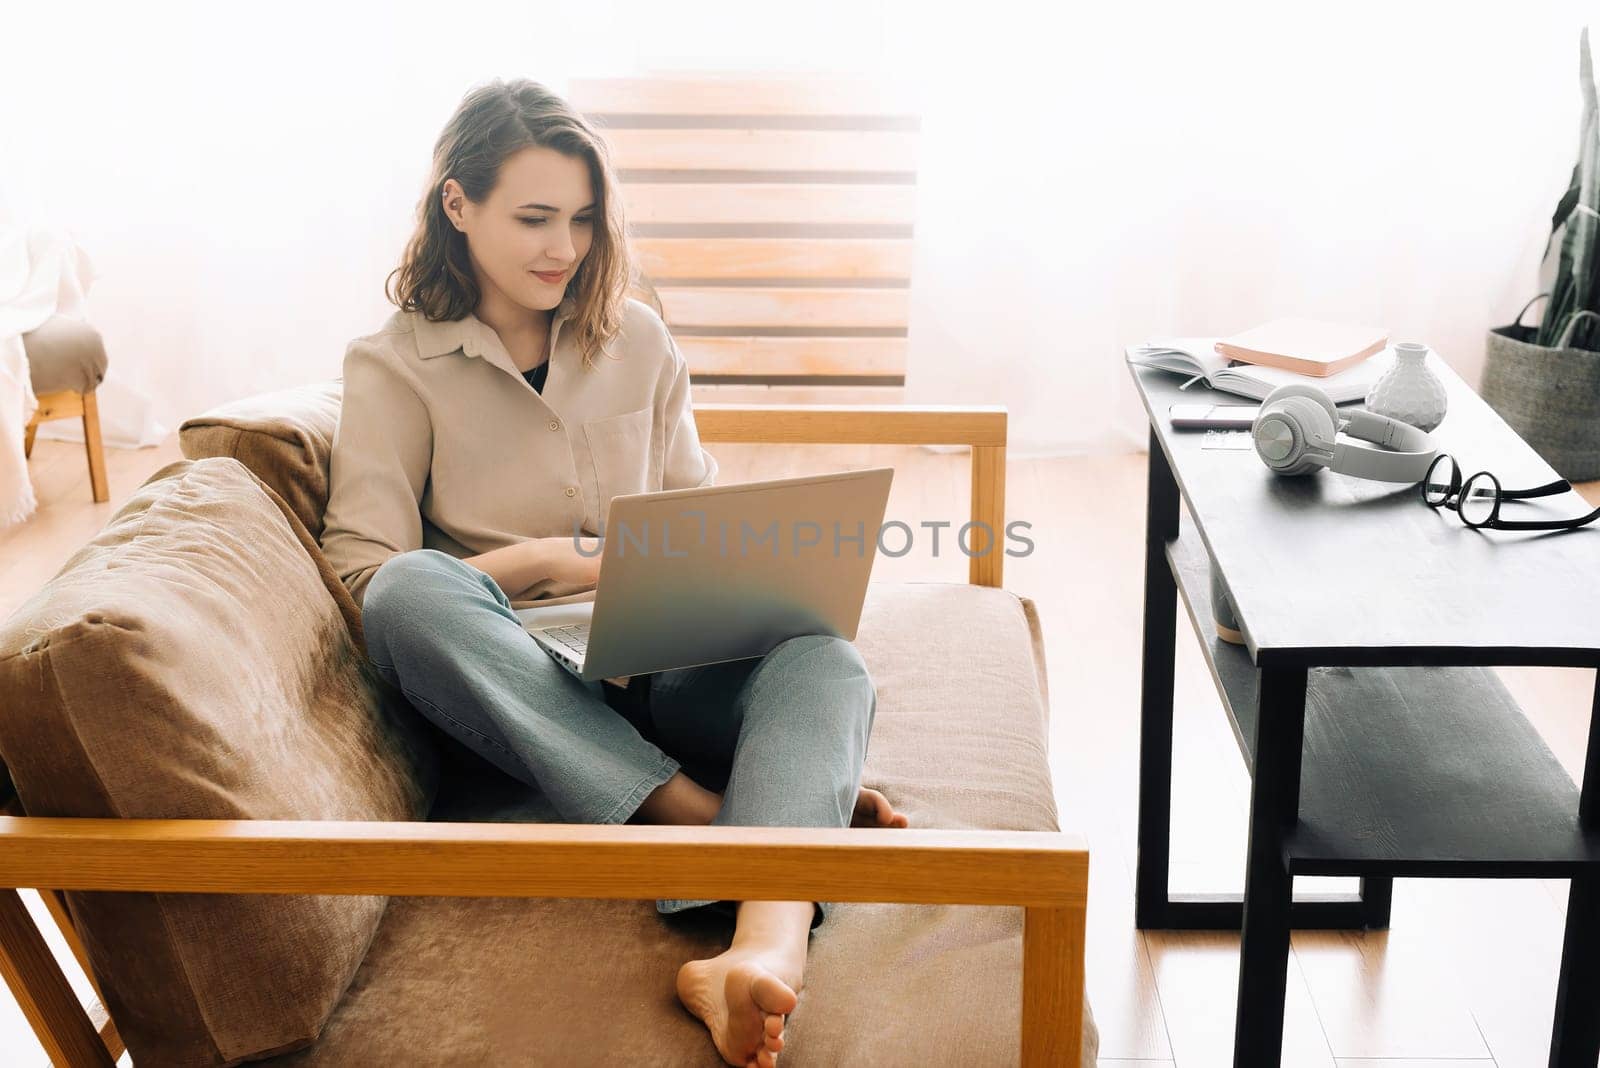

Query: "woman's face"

xmin=444 ymin=146 xmax=597 ymax=315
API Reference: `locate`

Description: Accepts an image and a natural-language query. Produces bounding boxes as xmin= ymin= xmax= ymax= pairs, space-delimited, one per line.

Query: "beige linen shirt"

xmin=320 ymin=296 xmax=718 ymax=611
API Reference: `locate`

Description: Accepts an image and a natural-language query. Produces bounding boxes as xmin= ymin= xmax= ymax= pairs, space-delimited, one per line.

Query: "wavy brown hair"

xmin=386 ymin=79 xmax=632 ymax=369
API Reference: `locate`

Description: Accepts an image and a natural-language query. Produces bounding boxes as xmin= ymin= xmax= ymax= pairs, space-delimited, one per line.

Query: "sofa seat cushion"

xmin=265 ymin=582 xmax=1097 ymax=1066
xmin=0 ymin=457 xmax=439 ymax=1066
xmin=22 ymin=314 xmax=108 ymax=395
xmin=179 ymin=381 xmax=342 ymax=540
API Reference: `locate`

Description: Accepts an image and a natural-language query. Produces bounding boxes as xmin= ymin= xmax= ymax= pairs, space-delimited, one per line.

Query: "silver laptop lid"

xmin=577 ymin=467 xmax=894 ymax=680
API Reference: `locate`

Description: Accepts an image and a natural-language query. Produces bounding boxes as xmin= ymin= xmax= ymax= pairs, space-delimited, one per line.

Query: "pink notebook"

xmin=1215 ymin=318 xmax=1388 ymax=378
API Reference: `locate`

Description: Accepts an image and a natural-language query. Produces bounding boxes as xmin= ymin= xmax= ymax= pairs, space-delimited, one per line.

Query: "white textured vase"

xmin=1365 ymin=342 xmax=1448 ymax=432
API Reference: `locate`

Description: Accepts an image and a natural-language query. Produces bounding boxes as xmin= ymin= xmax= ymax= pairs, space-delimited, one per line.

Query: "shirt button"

xmin=564 ymin=486 xmax=576 ymax=497
xmin=548 ymin=419 xmax=561 ymax=431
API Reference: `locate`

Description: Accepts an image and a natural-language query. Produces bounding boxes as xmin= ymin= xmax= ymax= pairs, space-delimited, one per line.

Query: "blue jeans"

xmin=360 ymin=549 xmax=877 ymax=925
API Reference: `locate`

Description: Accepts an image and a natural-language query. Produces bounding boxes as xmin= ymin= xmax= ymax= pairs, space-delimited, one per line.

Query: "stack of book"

xmin=1129 ymin=317 xmax=1391 ymax=403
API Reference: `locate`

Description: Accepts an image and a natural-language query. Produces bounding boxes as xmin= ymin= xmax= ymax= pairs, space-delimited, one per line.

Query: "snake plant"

xmin=1536 ymin=26 xmax=1600 ymax=350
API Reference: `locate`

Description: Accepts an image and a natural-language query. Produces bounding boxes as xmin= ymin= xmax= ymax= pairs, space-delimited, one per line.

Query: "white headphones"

xmin=1252 ymin=383 xmax=1437 ymax=482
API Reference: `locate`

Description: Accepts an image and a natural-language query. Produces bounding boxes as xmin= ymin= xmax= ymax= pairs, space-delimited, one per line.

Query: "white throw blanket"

xmin=0 ymin=221 xmax=97 ymax=527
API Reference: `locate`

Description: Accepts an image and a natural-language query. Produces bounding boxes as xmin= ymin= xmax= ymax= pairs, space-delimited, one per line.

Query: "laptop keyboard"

xmin=540 ymin=623 xmax=590 ymax=658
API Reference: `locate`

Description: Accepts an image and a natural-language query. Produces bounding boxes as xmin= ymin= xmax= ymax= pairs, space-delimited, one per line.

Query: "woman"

xmin=319 ymin=79 xmax=905 ymax=1068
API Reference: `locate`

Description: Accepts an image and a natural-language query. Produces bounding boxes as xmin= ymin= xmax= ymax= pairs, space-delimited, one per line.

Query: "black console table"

xmin=1128 ymin=353 xmax=1600 ymax=1067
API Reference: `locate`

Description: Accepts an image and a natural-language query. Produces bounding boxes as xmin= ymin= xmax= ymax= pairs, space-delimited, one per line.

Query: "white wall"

xmin=3 ymin=0 xmax=1590 ymax=454
xmin=900 ymin=1 xmax=1591 ymax=454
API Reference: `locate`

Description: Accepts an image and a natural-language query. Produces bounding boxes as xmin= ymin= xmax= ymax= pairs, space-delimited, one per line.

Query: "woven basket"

xmin=1481 ymin=296 xmax=1600 ymax=481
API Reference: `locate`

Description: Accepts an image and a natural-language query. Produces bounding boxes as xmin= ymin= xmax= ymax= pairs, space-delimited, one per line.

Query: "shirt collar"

xmin=413 ymin=295 xmax=577 ymax=361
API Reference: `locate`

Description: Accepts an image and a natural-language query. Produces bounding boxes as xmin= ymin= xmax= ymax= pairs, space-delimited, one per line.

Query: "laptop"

xmin=515 ymin=467 xmax=894 ymax=681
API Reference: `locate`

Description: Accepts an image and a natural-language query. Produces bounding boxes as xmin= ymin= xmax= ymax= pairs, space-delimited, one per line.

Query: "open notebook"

xmin=1129 ymin=337 xmax=1389 ymax=403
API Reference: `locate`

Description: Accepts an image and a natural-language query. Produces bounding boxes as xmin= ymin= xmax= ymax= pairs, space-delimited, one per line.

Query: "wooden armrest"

xmin=0 ymin=817 xmax=1086 ymax=1067
xmin=690 ymin=404 xmax=1009 ymax=587
xmin=0 ymin=818 xmax=1082 ymax=906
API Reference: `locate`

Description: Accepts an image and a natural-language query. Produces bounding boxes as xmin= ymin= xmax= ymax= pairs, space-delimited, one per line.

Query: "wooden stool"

xmin=23 ymin=390 xmax=108 ymax=503
xmin=20 ymin=316 xmax=110 ymax=504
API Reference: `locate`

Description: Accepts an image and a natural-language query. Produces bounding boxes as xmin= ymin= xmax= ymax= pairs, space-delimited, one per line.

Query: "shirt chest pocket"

xmin=582 ymin=406 xmax=655 ymax=518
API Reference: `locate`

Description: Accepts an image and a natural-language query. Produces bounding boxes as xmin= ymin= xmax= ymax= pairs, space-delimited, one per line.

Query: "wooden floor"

xmin=3 ymin=434 xmax=1599 ymax=1066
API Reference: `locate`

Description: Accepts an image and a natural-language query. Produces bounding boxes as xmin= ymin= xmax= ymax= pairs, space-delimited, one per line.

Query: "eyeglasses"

xmin=1421 ymin=453 xmax=1594 ymax=530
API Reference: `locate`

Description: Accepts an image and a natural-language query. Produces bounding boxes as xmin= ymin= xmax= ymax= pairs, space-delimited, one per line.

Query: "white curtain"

xmin=1 ymin=0 xmax=1589 ymax=457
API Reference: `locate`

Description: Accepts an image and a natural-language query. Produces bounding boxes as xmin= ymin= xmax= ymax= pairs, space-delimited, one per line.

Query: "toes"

xmin=875 ymin=803 xmax=905 ymax=828
xmin=764 ymin=1015 xmax=784 ymax=1040
xmin=757 ymin=1050 xmax=777 ymax=1068
xmin=854 ymin=787 xmax=905 ymax=828
xmin=857 ymin=787 xmax=908 ymax=828
xmin=749 ymin=971 xmax=799 ymax=1016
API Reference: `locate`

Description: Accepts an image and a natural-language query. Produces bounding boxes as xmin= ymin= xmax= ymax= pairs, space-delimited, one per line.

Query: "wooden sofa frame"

xmin=0 ymin=403 xmax=1088 ymax=1067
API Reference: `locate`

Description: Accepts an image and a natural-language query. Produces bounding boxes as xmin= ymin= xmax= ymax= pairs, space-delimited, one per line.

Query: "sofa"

xmin=0 ymin=381 xmax=1096 ymax=1066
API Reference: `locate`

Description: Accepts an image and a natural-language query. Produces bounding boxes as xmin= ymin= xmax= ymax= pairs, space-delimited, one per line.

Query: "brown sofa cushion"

xmin=0 ymin=457 xmax=438 ymax=1065
xmin=179 ymin=381 xmax=341 ymax=540
xmin=266 ymin=582 xmax=1097 ymax=1067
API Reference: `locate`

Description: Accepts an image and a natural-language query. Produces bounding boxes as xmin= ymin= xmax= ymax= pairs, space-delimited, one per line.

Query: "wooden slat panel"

xmin=679 ymin=336 xmax=906 ymax=377
xmin=602 ymin=128 xmax=918 ymax=172
xmin=635 ymin=238 xmax=913 ymax=281
xmin=693 ymin=404 xmax=1006 ymax=447
xmin=688 ymin=383 xmax=905 ymax=408
xmin=624 ymin=183 xmax=914 ymax=226
xmin=660 ymin=286 xmax=908 ymax=329
xmin=572 ymin=77 xmax=919 ymax=117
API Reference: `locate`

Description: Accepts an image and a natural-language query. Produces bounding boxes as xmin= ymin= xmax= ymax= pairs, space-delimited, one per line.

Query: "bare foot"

xmin=677 ymin=950 xmax=801 ymax=1067
xmin=852 ymin=786 xmax=909 ymax=828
